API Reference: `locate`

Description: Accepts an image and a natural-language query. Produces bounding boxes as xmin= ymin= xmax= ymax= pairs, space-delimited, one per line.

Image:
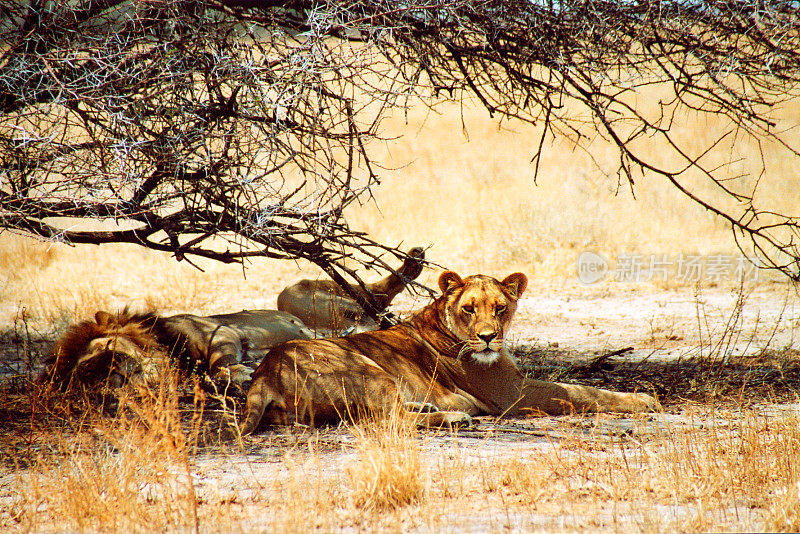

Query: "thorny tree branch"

xmin=1 ymin=0 xmax=799 ymax=290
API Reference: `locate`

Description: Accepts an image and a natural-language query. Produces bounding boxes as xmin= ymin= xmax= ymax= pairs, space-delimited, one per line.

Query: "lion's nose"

xmin=477 ymin=332 xmax=496 ymax=344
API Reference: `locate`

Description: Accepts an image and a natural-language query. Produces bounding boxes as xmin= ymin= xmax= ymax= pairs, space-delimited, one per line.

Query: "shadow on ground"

xmin=516 ymin=344 xmax=800 ymax=407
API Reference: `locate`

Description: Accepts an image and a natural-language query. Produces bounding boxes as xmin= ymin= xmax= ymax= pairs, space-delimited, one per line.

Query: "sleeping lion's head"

xmin=438 ymin=271 xmax=528 ymax=365
xmin=42 ymin=310 xmax=164 ymax=389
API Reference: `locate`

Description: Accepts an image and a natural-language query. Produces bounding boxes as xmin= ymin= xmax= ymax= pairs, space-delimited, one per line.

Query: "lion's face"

xmin=48 ymin=311 xmax=164 ymax=387
xmin=75 ymin=336 xmax=149 ymax=385
xmin=438 ymin=271 xmax=528 ymax=365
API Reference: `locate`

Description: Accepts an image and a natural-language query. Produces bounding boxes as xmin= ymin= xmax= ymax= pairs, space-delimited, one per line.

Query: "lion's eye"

xmin=462 ymin=305 xmax=475 ymax=315
xmin=496 ymin=305 xmax=507 ymax=315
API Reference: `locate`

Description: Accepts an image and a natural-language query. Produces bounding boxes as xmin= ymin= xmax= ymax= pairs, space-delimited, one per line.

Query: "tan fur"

xmin=277 ymin=247 xmax=425 ymax=335
xmin=42 ymin=309 xmax=315 ymax=393
xmin=238 ymin=271 xmax=661 ymax=434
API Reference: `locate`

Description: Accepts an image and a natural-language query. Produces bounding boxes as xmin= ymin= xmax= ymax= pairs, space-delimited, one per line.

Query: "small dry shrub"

xmin=348 ymin=410 xmax=428 ymax=511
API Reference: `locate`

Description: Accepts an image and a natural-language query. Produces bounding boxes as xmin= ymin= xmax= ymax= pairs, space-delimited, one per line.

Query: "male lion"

xmin=277 ymin=246 xmax=425 ymax=336
xmin=42 ymin=309 xmax=314 ymax=393
xmin=237 ymin=271 xmax=661 ymax=434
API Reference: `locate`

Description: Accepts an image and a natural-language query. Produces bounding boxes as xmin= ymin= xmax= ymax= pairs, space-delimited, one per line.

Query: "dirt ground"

xmin=183 ymin=408 xmax=787 ymax=532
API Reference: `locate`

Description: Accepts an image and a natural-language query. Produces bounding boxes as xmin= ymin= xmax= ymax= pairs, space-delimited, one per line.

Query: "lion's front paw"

xmin=414 ymin=410 xmax=473 ymax=429
xmin=439 ymin=411 xmax=473 ymax=428
xmin=209 ymin=364 xmax=253 ymax=396
xmin=403 ymin=401 xmax=440 ymax=413
xmin=227 ymin=364 xmax=254 ymax=389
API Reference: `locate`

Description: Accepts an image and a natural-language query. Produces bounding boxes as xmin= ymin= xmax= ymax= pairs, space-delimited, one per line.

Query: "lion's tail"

xmin=237 ymin=377 xmax=284 ymax=436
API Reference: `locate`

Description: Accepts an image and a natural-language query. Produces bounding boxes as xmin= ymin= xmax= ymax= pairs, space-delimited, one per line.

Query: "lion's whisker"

xmin=456 ymin=344 xmax=472 ymax=361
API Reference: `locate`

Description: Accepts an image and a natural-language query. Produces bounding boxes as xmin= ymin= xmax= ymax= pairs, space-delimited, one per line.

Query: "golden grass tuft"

xmin=348 ymin=410 xmax=428 ymax=511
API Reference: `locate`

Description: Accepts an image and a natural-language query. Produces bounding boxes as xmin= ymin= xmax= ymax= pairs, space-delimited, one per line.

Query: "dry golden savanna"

xmin=1 ymin=91 xmax=800 ymax=532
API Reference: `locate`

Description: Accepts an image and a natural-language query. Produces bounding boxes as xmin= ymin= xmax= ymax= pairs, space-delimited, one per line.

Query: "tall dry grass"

xmin=10 ymin=364 xmax=205 ymax=533
xmin=9 ymin=393 xmax=800 ymax=532
xmin=348 ymin=411 xmax=428 ymax=511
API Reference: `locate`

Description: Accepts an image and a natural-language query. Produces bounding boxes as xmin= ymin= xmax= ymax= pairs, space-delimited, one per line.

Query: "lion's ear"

xmin=95 ymin=311 xmax=113 ymax=326
xmin=438 ymin=271 xmax=464 ymax=294
xmin=501 ymin=273 xmax=528 ymax=299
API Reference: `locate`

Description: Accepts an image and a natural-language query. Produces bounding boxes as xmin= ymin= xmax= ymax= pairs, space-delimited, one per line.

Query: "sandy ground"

xmin=183 ymin=406 xmax=790 ymax=532
xmin=514 ymin=282 xmax=799 ymax=359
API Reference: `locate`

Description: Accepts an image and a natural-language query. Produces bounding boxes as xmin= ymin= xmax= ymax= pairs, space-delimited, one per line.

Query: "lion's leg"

xmin=231 ymin=373 xmax=289 ymax=437
xmin=513 ymin=379 xmax=661 ymax=415
xmin=205 ymin=327 xmax=253 ymax=395
xmin=367 ymin=247 xmax=425 ymax=308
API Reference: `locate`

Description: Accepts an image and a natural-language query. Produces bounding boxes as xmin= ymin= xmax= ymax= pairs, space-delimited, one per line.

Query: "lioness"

xmin=237 ymin=271 xmax=660 ymax=434
xmin=42 ymin=309 xmax=314 ymax=393
xmin=277 ymin=246 xmax=425 ymax=336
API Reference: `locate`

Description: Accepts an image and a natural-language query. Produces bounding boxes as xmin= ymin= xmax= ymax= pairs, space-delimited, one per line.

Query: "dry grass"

xmin=348 ymin=94 xmax=799 ymax=282
xmin=6 ymin=404 xmax=197 ymax=532
xmin=7 ymin=370 xmax=204 ymax=532
xmin=7 ymin=395 xmax=800 ymax=532
xmin=447 ymin=408 xmax=800 ymax=532
xmin=348 ymin=411 xmax=428 ymax=511
xmin=1 ymin=86 xmax=800 ymax=532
